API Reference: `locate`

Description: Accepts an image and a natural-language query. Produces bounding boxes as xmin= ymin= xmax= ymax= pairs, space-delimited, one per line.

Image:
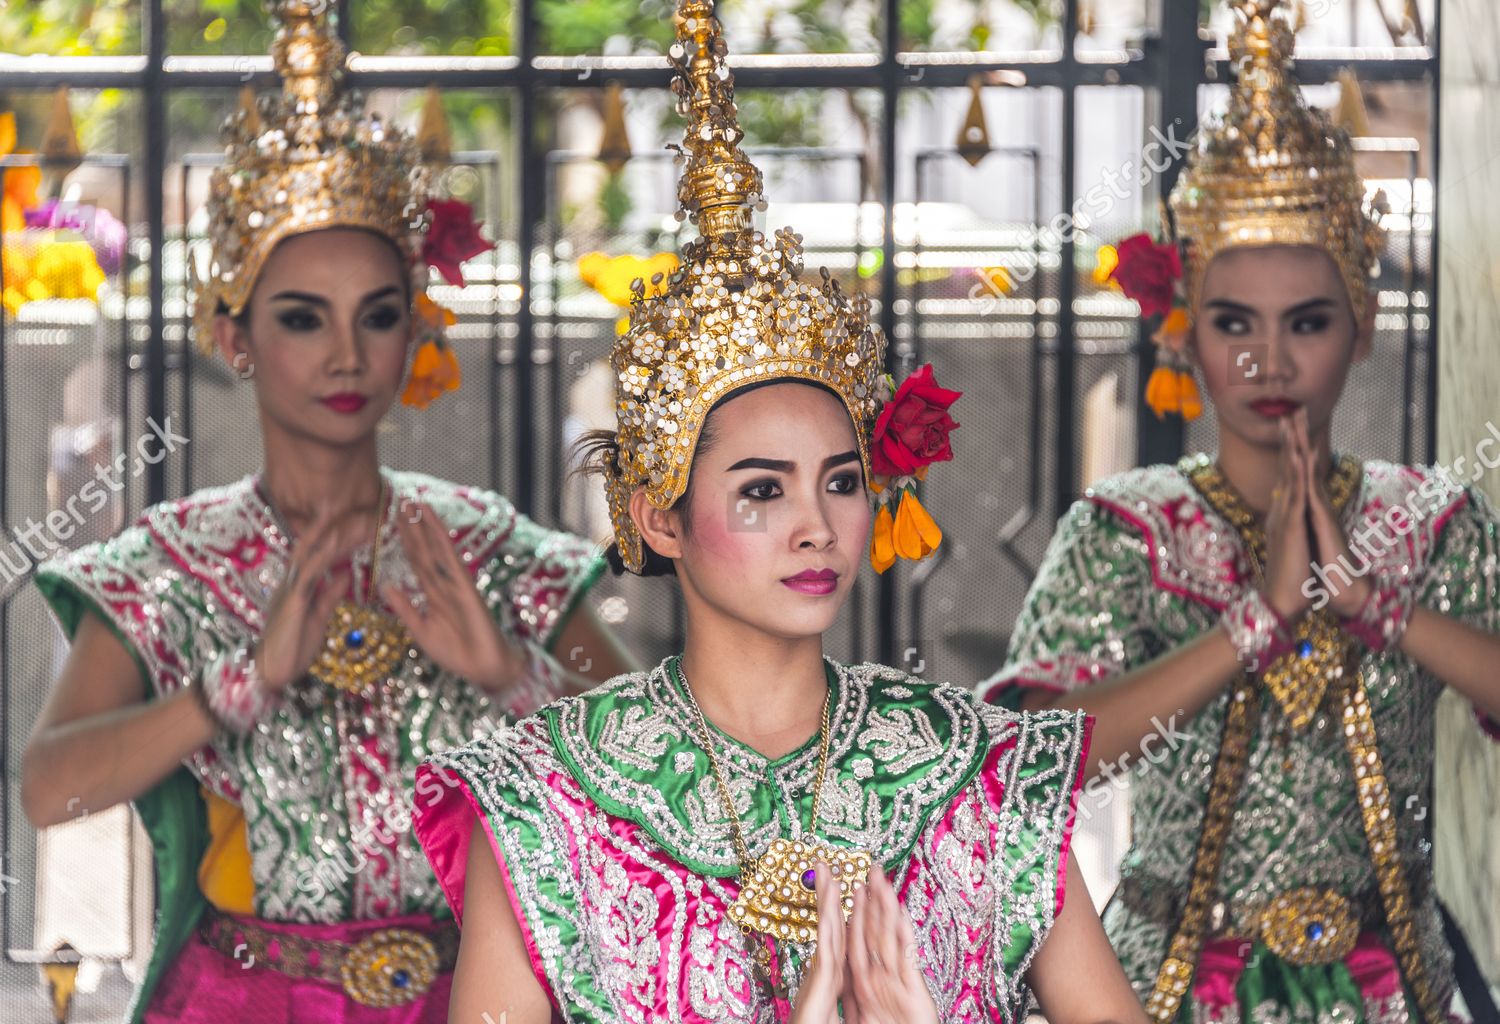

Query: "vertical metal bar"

xmin=145 ymin=0 xmax=168 ymax=506
xmin=180 ymin=161 xmax=194 ymax=495
xmin=489 ymin=155 xmax=504 ymax=493
xmin=1425 ymin=44 xmax=1440 ymax=465
xmin=1135 ymin=0 xmax=1201 ymax=468
xmin=876 ymin=0 xmax=900 ymax=665
xmin=1053 ymin=0 xmax=1079 ymax=520
xmin=1401 ymin=148 xmax=1417 ymax=464
xmin=513 ymin=0 xmax=539 ymax=515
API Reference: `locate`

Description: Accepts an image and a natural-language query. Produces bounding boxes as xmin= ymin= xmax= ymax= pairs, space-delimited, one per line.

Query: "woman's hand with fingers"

xmin=788 ymin=861 xmax=846 ymax=1024
xmin=1261 ymin=413 xmax=1314 ymax=625
xmin=254 ymin=506 xmax=365 ymax=692
xmin=843 ymin=865 xmax=938 ymax=1024
xmin=1294 ymin=408 xmax=1373 ymax=616
xmin=380 ymin=499 xmax=529 ymax=695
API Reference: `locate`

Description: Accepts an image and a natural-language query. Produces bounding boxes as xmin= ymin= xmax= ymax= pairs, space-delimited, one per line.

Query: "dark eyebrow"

xmin=1281 ymin=297 xmax=1337 ymax=316
xmin=268 ymin=284 xmax=403 ymax=307
xmin=1205 ymin=297 xmax=1337 ymax=317
xmin=725 ymin=450 xmax=860 ymax=473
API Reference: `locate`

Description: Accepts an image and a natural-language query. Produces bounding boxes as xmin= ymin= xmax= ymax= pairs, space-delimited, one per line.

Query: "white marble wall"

xmin=1435 ymin=0 xmax=1500 ymax=982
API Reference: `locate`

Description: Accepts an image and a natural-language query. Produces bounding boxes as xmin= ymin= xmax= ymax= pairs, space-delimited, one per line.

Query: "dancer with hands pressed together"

xmin=411 ymin=4 xmax=1147 ymax=1023
xmin=20 ymin=4 xmax=628 ymax=1021
xmin=986 ymin=4 xmax=1500 ymax=1024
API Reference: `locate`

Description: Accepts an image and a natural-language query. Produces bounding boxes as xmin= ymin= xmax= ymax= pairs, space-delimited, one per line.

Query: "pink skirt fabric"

xmin=142 ymin=912 xmax=455 ymax=1023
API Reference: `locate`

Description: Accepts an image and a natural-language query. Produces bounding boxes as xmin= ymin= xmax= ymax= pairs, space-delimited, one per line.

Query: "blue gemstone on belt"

xmin=1297 ymin=640 xmax=1314 ymax=658
xmin=392 ymin=969 xmax=410 ymax=988
xmin=1306 ymin=921 xmax=1325 ymax=942
xmin=801 ymin=868 xmax=816 ymax=889
xmin=345 ymin=628 xmax=365 ymax=649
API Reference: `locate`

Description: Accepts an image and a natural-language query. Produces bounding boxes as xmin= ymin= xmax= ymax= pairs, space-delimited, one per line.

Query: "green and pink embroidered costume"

xmin=983 ymin=456 xmax=1500 ymax=1024
xmin=34 ymin=469 xmax=603 ymax=1022
xmin=413 ymin=656 xmax=1091 ymax=1023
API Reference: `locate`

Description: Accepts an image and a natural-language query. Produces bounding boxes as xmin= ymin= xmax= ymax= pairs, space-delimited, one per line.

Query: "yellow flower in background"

xmin=1093 ymin=244 xmax=1120 ymax=288
xmin=578 ymin=251 xmax=680 ymax=332
xmin=1 ymin=112 xmax=43 ymax=236
xmin=976 ymin=265 xmax=1013 ymax=297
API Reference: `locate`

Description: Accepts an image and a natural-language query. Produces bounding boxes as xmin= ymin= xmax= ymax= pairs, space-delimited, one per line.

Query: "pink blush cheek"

xmin=688 ymin=499 xmax=776 ymax=575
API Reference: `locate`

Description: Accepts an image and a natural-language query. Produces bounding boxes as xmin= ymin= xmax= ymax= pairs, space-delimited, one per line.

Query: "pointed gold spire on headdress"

xmin=667 ymin=0 xmax=766 ymax=247
xmin=602 ymin=0 xmax=885 ymax=574
xmin=194 ymin=0 xmax=429 ymax=352
xmin=417 ymin=84 xmax=453 ymax=165
xmin=956 ymin=75 xmax=991 ymax=167
xmin=1168 ymin=0 xmax=1383 ymax=315
xmin=41 ymin=87 xmax=83 ymax=175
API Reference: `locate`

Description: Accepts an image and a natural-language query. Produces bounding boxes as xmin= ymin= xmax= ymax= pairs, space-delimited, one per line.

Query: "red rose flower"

xmin=422 ymin=198 xmax=490 ymax=287
xmin=1108 ymin=233 xmax=1182 ymax=319
xmin=871 ymin=363 xmax=962 ymax=478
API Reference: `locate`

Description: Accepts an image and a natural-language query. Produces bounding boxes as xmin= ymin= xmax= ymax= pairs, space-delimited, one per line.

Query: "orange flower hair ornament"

xmin=867 ymin=363 xmax=962 ymax=573
xmin=400 ymin=198 xmax=489 ymax=409
xmin=1102 ymin=232 xmax=1201 ymax=422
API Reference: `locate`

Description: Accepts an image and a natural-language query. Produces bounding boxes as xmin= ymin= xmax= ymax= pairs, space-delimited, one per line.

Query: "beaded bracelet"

xmin=1340 ymin=574 xmax=1416 ymax=653
xmin=196 ymin=646 xmax=284 ymax=734
xmin=1221 ymin=589 xmax=1295 ymax=674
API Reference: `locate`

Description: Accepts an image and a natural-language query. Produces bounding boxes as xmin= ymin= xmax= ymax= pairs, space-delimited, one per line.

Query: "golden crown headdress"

xmin=191 ymin=0 xmax=430 ymax=353
xmin=604 ymin=0 xmax=888 ymax=574
xmin=1169 ymin=0 xmax=1384 ymax=315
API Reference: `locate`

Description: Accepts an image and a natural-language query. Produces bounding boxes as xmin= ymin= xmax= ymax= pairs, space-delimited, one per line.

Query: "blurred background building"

xmin=1 ymin=0 xmax=1487 ymax=1019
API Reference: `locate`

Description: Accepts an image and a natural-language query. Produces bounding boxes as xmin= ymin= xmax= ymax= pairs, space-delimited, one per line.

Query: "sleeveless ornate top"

xmin=36 ymin=469 xmax=605 ymax=923
xmin=413 ymin=657 xmax=1092 ymax=1023
xmin=983 ymin=457 xmax=1500 ymax=1020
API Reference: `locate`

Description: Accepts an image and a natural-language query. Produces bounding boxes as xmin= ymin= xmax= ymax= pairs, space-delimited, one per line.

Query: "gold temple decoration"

xmin=417 ymin=84 xmax=453 ymax=166
xmin=193 ymin=0 xmax=431 ymax=353
xmin=603 ymin=0 xmax=886 ymax=574
xmin=1148 ymin=454 xmax=1444 ymax=1024
xmin=1168 ymin=0 xmax=1384 ymax=316
xmin=956 ymin=75 xmax=991 ymax=168
xmin=41 ymin=87 xmax=82 ymax=176
xmin=1332 ymin=68 xmax=1371 ymax=137
xmin=598 ymin=81 xmax=633 ymax=174
xmin=308 ymin=479 xmax=411 ymax=697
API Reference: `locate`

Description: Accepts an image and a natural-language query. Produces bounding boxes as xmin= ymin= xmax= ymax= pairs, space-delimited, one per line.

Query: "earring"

xmin=232 ymin=351 xmax=256 ymax=380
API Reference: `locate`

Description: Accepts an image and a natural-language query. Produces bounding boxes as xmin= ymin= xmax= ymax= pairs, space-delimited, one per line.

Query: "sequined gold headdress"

xmin=604 ymin=0 xmax=889 ymax=574
xmin=1169 ymin=0 xmax=1384 ymax=315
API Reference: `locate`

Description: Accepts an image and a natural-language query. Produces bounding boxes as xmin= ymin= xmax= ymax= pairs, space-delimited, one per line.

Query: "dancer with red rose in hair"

xmin=984 ymin=4 xmax=1500 ymax=1024
xmin=20 ymin=4 xmax=632 ymax=1021
xmin=408 ymin=4 xmax=1146 ymax=1022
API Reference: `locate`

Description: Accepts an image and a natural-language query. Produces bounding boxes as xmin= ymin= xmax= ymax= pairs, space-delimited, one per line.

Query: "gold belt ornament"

xmin=199 ymin=909 xmax=456 ymax=1007
xmin=1255 ymin=888 xmax=1359 ymax=966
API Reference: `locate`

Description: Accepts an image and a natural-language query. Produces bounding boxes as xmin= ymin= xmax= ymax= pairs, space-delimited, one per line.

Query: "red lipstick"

xmin=781 ymin=568 xmax=839 ymax=596
xmin=1249 ymin=397 xmax=1299 ymax=419
xmin=320 ymin=392 xmax=369 ymax=414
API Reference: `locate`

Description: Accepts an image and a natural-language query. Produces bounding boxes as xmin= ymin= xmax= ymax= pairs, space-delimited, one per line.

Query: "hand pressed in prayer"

xmin=788 ymin=861 xmax=939 ymax=1024
xmin=381 ymin=499 xmax=529 ymax=695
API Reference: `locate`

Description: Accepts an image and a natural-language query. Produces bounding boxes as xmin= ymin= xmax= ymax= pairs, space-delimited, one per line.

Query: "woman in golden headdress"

xmin=984 ymin=3 xmax=1500 ymax=1024
xmin=19 ymin=3 xmax=632 ymax=1020
xmin=407 ymin=3 xmax=1149 ymax=1023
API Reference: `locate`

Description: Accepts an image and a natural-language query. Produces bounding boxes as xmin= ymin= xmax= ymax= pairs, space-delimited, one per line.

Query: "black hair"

xmin=572 ymin=378 xmax=846 ymax=577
